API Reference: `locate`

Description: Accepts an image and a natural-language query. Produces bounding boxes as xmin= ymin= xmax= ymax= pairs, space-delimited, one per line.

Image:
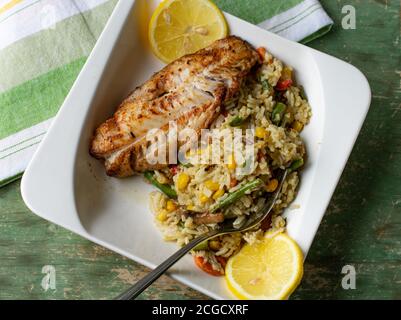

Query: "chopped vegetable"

xmin=299 ymin=85 xmax=308 ymax=100
xmin=205 ymin=180 xmax=220 ymax=192
xmin=178 ymin=160 xmax=193 ymax=168
xmin=199 ymin=193 xmax=210 ymax=203
xmin=227 ymin=154 xmax=236 ymax=170
xmin=261 ymin=80 xmax=271 ymax=91
xmin=209 ymin=240 xmax=221 ymax=251
xmin=289 ymin=158 xmax=304 ymax=172
xmin=194 ymin=256 xmax=224 ymax=276
xmin=170 ymin=165 xmax=179 ymax=175
xmin=211 ymin=179 xmax=264 ymax=213
xmin=266 ymin=179 xmax=279 ymax=193
xmin=274 ymin=90 xmax=286 ymax=104
xmin=156 ymin=210 xmax=169 ymax=222
xmin=281 ymin=67 xmax=293 ymax=80
xmin=177 ymin=173 xmax=190 ymax=191
xmin=271 ymin=102 xmax=287 ymax=126
xmin=166 ymin=200 xmax=177 ymax=212
xmin=255 ymin=127 xmax=267 ymax=139
xmin=213 ymin=188 xmax=225 ymax=200
xmin=192 ymin=240 xmax=209 ymax=251
xmin=281 ymin=112 xmax=293 ymax=128
xmin=216 ymin=256 xmax=227 ymax=269
xmin=292 ymin=121 xmax=304 ymax=132
xmin=230 ymin=178 xmax=238 ymax=188
xmin=144 ymin=171 xmax=177 ymax=199
xmin=229 ymin=116 xmax=247 ymax=127
xmin=276 ymin=79 xmax=293 ymax=91
xmin=256 ymin=47 xmax=266 ymax=61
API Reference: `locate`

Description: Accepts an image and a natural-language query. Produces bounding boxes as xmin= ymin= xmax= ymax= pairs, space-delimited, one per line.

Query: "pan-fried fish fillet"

xmin=90 ymin=36 xmax=260 ymax=177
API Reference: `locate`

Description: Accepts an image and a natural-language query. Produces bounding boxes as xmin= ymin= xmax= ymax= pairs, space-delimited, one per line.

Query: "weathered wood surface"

xmin=0 ymin=0 xmax=400 ymax=299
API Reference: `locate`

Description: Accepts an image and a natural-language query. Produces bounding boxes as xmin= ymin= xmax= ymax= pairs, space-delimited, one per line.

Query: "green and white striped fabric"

xmin=0 ymin=0 xmax=332 ymax=187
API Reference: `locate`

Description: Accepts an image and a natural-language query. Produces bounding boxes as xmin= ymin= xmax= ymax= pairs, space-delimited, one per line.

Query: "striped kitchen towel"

xmin=0 ymin=0 xmax=333 ymax=187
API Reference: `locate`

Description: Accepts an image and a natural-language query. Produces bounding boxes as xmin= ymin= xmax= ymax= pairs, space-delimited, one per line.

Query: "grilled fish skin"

xmin=90 ymin=36 xmax=260 ymax=177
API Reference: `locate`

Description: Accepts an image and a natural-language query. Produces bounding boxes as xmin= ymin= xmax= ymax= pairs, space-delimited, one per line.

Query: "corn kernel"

xmin=255 ymin=127 xmax=267 ymax=139
xmin=292 ymin=121 xmax=304 ymax=132
xmin=187 ymin=205 xmax=196 ymax=211
xmin=156 ymin=210 xmax=168 ymax=222
xmin=199 ymin=194 xmax=209 ymax=203
xmin=186 ymin=148 xmax=201 ymax=157
xmin=213 ymin=188 xmax=225 ymax=200
xmin=163 ymin=235 xmax=175 ymax=241
xmin=266 ymin=179 xmax=279 ymax=193
xmin=209 ymin=240 xmax=221 ymax=251
xmin=187 ymin=148 xmax=205 ymax=157
xmin=166 ymin=200 xmax=177 ymax=212
xmin=282 ymin=67 xmax=293 ymax=81
xmin=227 ymin=154 xmax=236 ymax=170
xmin=177 ymin=173 xmax=190 ymax=191
xmin=205 ymin=180 xmax=220 ymax=192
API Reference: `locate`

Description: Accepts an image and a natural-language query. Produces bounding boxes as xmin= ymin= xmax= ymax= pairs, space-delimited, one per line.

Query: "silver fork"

xmin=116 ymin=169 xmax=289 ymax=300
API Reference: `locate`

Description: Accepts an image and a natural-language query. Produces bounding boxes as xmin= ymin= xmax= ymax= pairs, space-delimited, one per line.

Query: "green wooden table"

xmin=1 ymin=0 xmax=400 ymax=300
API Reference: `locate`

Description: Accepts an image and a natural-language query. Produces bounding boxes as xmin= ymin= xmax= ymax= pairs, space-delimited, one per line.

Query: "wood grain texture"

xmin=292 ymin=0 xmax=401 ymax=300
xmin=0 ymin=0 xmax=400 ymax=300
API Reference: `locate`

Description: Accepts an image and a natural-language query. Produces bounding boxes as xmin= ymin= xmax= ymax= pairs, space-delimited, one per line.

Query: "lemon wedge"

xmin=225 ymin=233 xmax=304 ymax=300
xmin=149 ymin=0 xmax=228 ymax=63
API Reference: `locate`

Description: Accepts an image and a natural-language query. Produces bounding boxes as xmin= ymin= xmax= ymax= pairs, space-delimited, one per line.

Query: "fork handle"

xmin=116 ymin=230 xmax=219 ymax=300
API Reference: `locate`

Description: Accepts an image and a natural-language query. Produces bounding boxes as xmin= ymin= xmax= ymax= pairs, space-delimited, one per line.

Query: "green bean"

xmin=271 ymin=102 xmax=287 ymax=126
xmin=144 ymin=171 xmax=177 ymax=199
xmin=211 ymin=179 xmax=264 ymax=213
xmin=289 ymin=159 xmax=304 ymax=172
xmin=229 ymin=116 xmax=247 ymax=127
xmin=262 ymin=80 xmax=271 ymax=91
xmin=299 ymin=85 xmax=308 ymax=101
xmin=192 ymin=240 xmax=209 ymax=251
xmin=281 ymin=112 xmax=292 ymax=128
xmin=179 ymin=161 xmax=193 ymax=168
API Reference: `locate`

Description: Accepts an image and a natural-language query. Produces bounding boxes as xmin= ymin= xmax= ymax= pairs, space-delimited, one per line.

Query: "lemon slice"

xmin=149 ymin=0 xmax=228 ymax=63
xmin=225 ymin=233 xmax=304 ymax=300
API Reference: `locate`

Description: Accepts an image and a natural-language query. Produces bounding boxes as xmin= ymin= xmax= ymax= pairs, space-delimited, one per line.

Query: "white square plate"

xmin=21 ymin=0 xmax=371 ymax=299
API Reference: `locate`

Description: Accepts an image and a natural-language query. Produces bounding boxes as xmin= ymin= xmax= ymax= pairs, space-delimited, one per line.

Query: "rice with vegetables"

xmin=147 ymin=48 xmax=311 ymax=276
